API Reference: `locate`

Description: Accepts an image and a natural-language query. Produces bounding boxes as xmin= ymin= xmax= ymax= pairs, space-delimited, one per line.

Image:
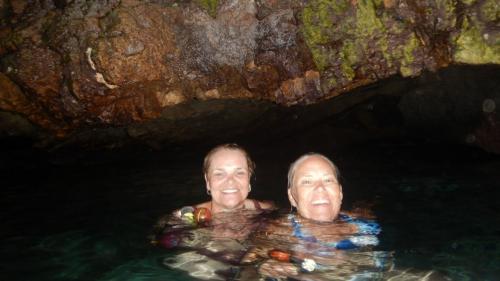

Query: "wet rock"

xmin=273 ymin=70 xmax=322 ymax=105
xmin=94 ymin=4 xmax=177 ymax=85
xmin=474 ymin=112 xmax=500 ymax=154
xmin=0 ymin=71 xmax=28 ymax=112
xmin=243 ymin=61 xmax=280 ymax=96
xmin=0 ymin=0 xmax=498 ymax=151
xmin=0 ymin=51 xmax=66 ymax=136
xmin=11 ymin=0 xmax=27 ymax=15
xmin=156 ymin=89 xmax=186 ymax=107
xmin=123 ymin=40 xmax=145 ymax=56
xmin=0 ymin=110 xmax=37 ymax=138
xmin=180 ymin=0 xmax=258 ymax=71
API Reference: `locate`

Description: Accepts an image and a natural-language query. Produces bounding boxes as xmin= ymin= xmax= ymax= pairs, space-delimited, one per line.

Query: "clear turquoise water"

xmin=1 ymin=143 xmax=499 ymax=280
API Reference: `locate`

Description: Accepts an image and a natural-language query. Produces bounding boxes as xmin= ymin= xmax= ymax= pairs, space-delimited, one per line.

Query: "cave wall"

xmin=0 ymin=0 xmax=498 ymax=150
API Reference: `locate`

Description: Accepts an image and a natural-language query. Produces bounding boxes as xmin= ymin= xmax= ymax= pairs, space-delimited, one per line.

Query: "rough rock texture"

xmin=0 ymin=0 xmax=499 ymax=151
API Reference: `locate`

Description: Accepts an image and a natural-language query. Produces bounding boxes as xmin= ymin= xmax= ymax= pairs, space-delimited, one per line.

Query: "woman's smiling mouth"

xmin=311 ymin=199 xmax=330 ymax=205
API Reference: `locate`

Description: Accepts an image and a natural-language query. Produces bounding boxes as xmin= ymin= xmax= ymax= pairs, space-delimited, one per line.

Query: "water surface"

xmin=1 ymin=143 xmax=499 ymax=280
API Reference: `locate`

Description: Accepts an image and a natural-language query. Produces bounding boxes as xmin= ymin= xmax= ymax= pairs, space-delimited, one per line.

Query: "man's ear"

xmin=339 ymin=184 xmax=343 ymax=201
xmin=288 ymin=188 xmax=297 ymax=207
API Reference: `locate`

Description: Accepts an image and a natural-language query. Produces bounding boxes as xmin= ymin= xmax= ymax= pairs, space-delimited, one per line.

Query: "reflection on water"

xmin=1 ymin=144 xmax=500 ymax=280
xmin=154 ymin=209 xmax=269 ymax=280
xmin=156 ymin=208 xmax=392 ymax=280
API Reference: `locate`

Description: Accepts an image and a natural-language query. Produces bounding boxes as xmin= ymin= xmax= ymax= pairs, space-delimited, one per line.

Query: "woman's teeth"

xmin=222 ymin=189 xmax=238 ymax=194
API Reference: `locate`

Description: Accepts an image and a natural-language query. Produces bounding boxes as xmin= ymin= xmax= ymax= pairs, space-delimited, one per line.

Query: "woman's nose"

xmin=314 ymin=181 xmax=326 ymax=191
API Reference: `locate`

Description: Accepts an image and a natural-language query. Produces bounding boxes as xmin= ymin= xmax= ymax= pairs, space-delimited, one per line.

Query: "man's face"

xmin=288 ymin=156 xmax=343 ymax=222
xmin=205 ymin=149 xmax=250 ymax=212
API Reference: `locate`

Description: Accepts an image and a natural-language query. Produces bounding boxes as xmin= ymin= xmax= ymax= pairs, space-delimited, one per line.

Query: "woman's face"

xmin=288 ymin=156 xmax=343 ymax=222
xmin=205 ymin=149 xmax=250 ymax=212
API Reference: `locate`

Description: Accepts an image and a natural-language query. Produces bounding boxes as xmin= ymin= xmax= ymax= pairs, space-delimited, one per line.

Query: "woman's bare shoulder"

xmin=258 ymin=200 xmax=277 ymax=210
xmin=245 ymin=199 xmax=276 ymax=210
xmin=195 ymin=201 xmax=211 ymax=209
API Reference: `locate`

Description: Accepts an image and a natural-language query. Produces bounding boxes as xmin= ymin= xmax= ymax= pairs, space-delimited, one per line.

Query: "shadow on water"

xmin=1 ymin=137 xmax=500 ymax=281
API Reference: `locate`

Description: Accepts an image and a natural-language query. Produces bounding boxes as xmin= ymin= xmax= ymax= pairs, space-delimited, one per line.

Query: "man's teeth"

xmin=312 ymin=199 xmax=329 ymax=205
xmin=222 ymin=189 xmax=238 ymax=194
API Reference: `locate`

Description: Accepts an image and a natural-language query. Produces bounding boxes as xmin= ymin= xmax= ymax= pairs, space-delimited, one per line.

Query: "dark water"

xmin=1 ymin=142 xmax=500 ymax=281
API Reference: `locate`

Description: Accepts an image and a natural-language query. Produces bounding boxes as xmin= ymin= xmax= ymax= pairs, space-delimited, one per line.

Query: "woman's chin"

xmin=302 ymin=208 xmax=335 ymax=222
xmin=312 ymin=214 xmax=334 ymax=222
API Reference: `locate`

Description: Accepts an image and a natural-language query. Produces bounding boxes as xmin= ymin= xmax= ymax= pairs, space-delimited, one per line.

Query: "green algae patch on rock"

xmin=453 ymin=17 xmax=500 ymax=65
xmin=196 ymin=0 xmax=218 ymax=18
xmin=300 ymin=0 xmax=396 ymax=92
xmin=435 ymin=0 xmax=457 ymax=29
xmin=298 ymin=0 xmax=476 ymax=93
xmin=479 ymin=0 xmax=499 ymax=22
xmin=355 ymin=0 xmax=385 ymax=38
xmin=339 ymin=40 xmax=358 ymax=81
xmin=399 ymin=33 xmax=421 ymax=77
xmin=309 ymin=46 xmax=329 ymax=73
xmin=459 ymin=0 xmax=477 ymax=5
xmin=300 ymin=0 xmax=357 ymax=90
xmin=300 ymin=2 xmax=341 ymax=73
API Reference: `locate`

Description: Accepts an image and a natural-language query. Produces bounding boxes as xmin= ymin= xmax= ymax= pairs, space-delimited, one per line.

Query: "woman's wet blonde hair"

xmin=203 ymin=143 xmax=256 ymax=177
xmin=287 ymin=152 xmax=340 ymax=189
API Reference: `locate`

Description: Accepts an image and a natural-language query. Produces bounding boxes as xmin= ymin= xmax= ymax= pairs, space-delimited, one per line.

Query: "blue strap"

xmin=352 ymin=221 xmax=381 ymax=235
xmin=290 ymin=214 xmax=380 ymax=249
xmin=291 ymin=216 xmax=318 ymax=242
xmin=335 ymin=239 xmax=358 ymax=250
xmin=340 ymin=214 xmax=381 ymax=235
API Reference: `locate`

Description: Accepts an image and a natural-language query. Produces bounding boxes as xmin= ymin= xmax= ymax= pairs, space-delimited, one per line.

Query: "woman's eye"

xmin=213 ymin=172 xmax=224 ymax=178
xmin=301 ymin=179 xmax=313 ymax=185
xmin=236 ymin=171 xmax=247 ymax=176
xmin=324 ymin=178 xmax=336 ymax=184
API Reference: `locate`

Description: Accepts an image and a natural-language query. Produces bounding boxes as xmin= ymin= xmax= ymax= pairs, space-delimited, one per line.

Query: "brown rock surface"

xmin=0 ymin=0 xmax=498 ymax=151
